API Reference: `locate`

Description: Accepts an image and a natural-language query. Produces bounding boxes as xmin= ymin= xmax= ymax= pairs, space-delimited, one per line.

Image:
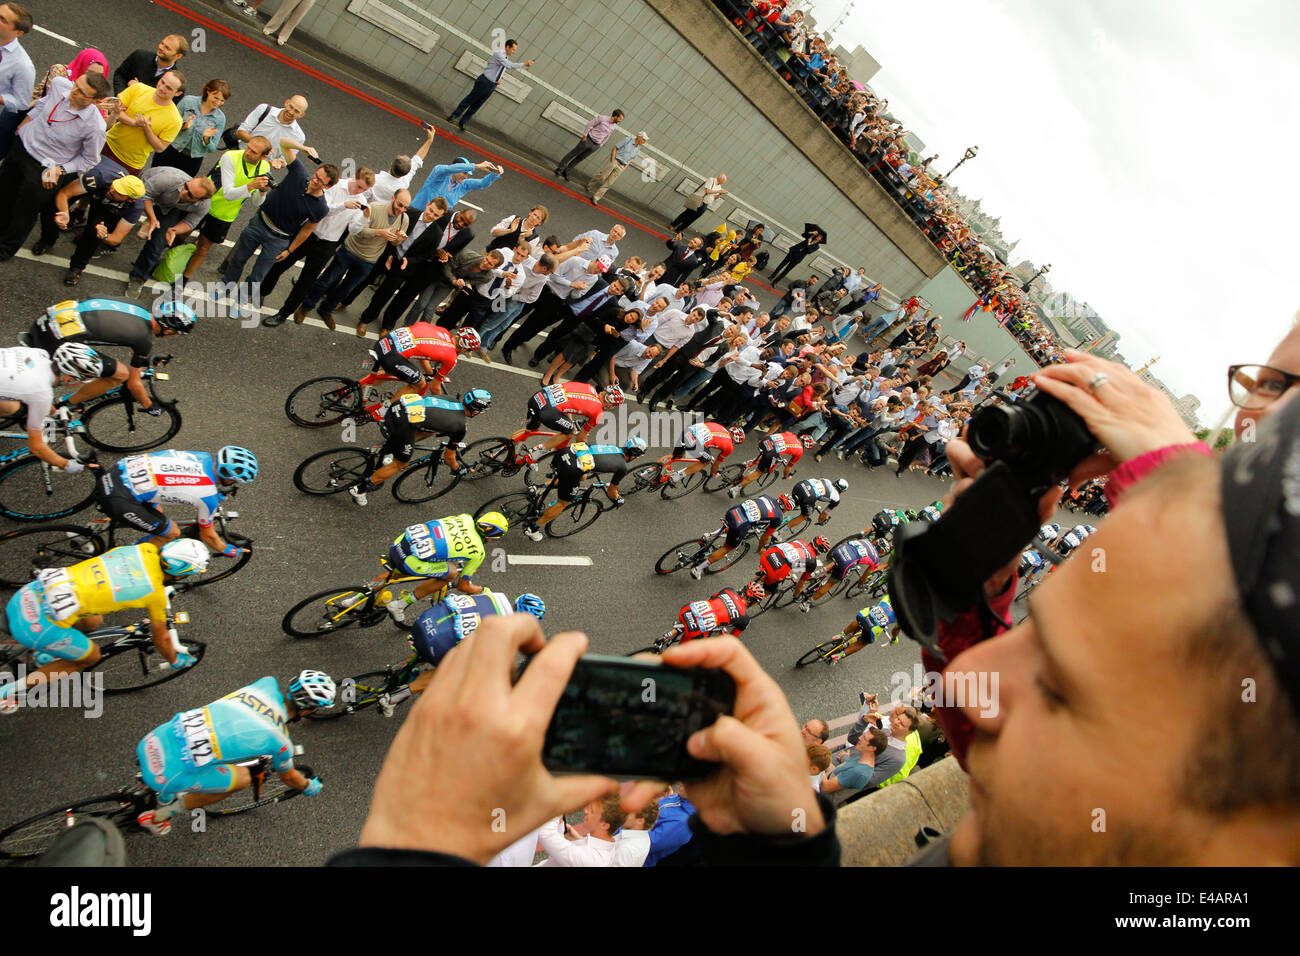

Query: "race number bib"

xmin=686 ymin=423 xmax=711 ymax=447
xmin=121 ymin=456 xmax=157 ymax=496
xmin=687 ymin=600 xmax=717 ymax=632
xmin=40 ymin=301 xmax=87 ymax=341
xmin=741 ymin=499 xmax=763 ymax=522
xmin=176 ymin=708 xmax=217 ymax=768
xmin=869 ymin=605 xmax=891 ymax=628
xmin=398 ymin=393 xmax=426 ymax=424
xmin=569 ymin=442 xmax=594 ymax=473
xmin=389 ymin=327 xmax=416 ymax=353
xmin=545 ymin=384 xmax=567 ymax=407
xmin=36 ymin=568 xmax=80 ymax=622
xmin=404 ymin=524 xmax=437 ymax=561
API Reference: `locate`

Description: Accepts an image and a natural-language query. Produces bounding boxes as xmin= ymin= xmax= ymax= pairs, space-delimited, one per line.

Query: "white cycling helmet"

xmin=288 ymin=669 xmax=337 ymax=710
xmin=52 ymin=342 xmax=106 ymax=381
xmin=159 ymin=538 xmax=211 ymax=577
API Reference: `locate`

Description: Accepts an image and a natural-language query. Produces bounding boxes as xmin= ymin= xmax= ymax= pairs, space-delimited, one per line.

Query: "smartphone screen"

xmin=536 ymin=654 xmax=736 ymax=781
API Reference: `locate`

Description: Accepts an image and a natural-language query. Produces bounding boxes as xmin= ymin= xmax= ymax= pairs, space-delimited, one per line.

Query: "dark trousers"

xmin=670 ymin=205 xmax=707 ymax=233
xmin=816 ymin=417 xmax=857 ymax=457
xmin=359 ymin=255 xmax=417 ymax=328
xmin=686 ymin=368 xmax=733 ymax=411
xmin=262 ymin=234 xmax=340 ymax=318
xmin=0 ymin=138 xmax=48 ymax=260
xmin=770 ymin=250 xmax=808 ymax=284
xmin=151 ymin=145 xmax=203 ymax=176
xmin=450 ymin=75 xmax=497 ymax=126
xmin=556 ymin=136 xmax=599 ymax=174
xmin=439 ymin=289 xmax=493 ymax=330
xmin=39 ymin=199 xmax=122 ymax=273
xmin=500 ymin=289 xmax=565 ymax=358
xmin=896 ymin=436 xmax=930 ymax=473
xmin=129 ymin=209 xmax=190 ymax=281
xmin=644 ymin=356 xmax=700 ymax=408
xmin=573 ymin=334 xmax=627 ymax=383
xmin=378 ymin=272 xmax=437 ymax=332
xmin=339 ymin=256 xmax=387 ymax=307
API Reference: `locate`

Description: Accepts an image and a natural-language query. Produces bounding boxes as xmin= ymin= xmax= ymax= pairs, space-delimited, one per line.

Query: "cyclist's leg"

xmin=534 ymin=478 xmax=571 ymax=532
xmin=179 ymin=764 xmax=254 ymax=812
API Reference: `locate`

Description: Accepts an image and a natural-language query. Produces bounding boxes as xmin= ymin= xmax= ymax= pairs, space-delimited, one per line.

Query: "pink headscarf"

xmin=67 ymin=48 xmax=110 ymax=81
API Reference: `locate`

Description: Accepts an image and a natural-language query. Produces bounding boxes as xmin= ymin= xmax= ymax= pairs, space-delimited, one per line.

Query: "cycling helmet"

xmin=52 ymin=342 xmax=105 ymax=381
xmin=153 ymin=299 xmax=199 ymax=333
xmin=777 ymin=493 xmax=795 ymax=512
xmin=1084 ymin=524 xmax=1097 ymax=535
xmin=288 ymin=669 xmax=337 ymax=710
xmin=455 ymin=327 xmax=482 ymax=352
xmin=462 ymin=388 xmax=493 ymax=412
xmin=813 ymin=535 xmax=831 ymax=553
xmin=476 ymin=511 xmax=509 ymax=538
xmin=833 ymin=478 xmax=849 ymax=492
xmin=622 ymin=436 xmax=648 ymax=459
xmin=729 ymin=426 xmax=746 ymax=445
xmin=800 ymin=434 xmax=815 ymax=449
xmin=159 ymin=538 xmax=211 ymax=577
xmin=743 ymin=581 xmax=766 ymax=603
xmin=216 ymin=446 xmax=259 ymax=483
xmin=514 ymin=593 xmax=546 ymax=619
xmin=602 ymin=383 xmax=625 ymax=406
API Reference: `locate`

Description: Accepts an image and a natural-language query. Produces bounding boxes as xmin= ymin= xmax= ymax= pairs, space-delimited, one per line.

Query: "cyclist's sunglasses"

xmin=1227 ymin=364 xmax=1300 ymax=410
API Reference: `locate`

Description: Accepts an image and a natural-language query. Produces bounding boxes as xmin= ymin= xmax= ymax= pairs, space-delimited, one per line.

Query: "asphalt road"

xmin=0 ymin=0 xmax=1052 ymax=865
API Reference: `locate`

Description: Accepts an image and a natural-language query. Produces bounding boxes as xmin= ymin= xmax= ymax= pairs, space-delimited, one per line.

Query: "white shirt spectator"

xmin=546 ymin=256 xmax=594 ymax=297
xmin=611 ymin=829 xmax=651 ymax=867
xmin=313 ymin=179 xmax=368 ymax=242
xmin=237 ymin=103 xmax=305 ymax=161
xmin=573 ymin=229 xmax=619 ymax=263
xmin=506 ymin=257 xmax=552 ymax=304
xmin=535 ymin=817 xmax=616 ymax=867
xmin=724 ymin=344 xmax=765 ymax=386
xmin=650 ymin=308 xmax=694 ymax=350
xmin=485 ymin=828 xmax=539 ymax=867
xmin=368 ymin=155 xmax=424 ymax=203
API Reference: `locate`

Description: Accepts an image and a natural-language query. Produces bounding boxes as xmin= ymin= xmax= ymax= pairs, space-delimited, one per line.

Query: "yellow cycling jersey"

xmin=39 ymin=543 xmax=169 ymax=628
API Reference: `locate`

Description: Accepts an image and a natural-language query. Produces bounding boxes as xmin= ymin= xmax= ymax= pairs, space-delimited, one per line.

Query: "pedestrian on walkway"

xmin=669 ymin=173 xmax=726 ymax=232
xmin=555 ymin=109 xmax=623 ymax=180
xmin=587 ymin=131 xmax=647 ymax=205
xmin=262 ymin=0 xmax=317 ymax=45
xmin=447 ymin=40 xmax=533 ymax=131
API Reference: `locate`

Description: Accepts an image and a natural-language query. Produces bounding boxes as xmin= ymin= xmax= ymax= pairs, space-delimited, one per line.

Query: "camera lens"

xmin=967 ymin=404 xmax=1020 ymax=460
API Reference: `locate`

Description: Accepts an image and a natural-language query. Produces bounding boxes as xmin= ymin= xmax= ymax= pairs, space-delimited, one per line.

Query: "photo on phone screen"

xmin=533 ymin=654 xmax=736 ymax=782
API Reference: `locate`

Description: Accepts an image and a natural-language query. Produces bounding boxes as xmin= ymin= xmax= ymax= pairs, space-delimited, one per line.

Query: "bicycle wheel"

xmin=285 ymin=376 xmax=362 ymax=428
xmin=292 ymin=447 xmax=372 ymax=495
xmin=391 ymin=455 xmax=461 ymax=503
xmin=622 ymin=463 xmax=663 ymax=497
xmin=81 ymin=396 xmax=181 ymax=452
xmin=208 ymin=764 xmax=314 ymax=815
xmin=707 ymin=539 xmax=751 ymax=573
xmin=282 ymin=586 xmax=373 ymax=638
xmin=172 ymin=526 xmax=253 ymax=591
xmin=308 ymin=671 xmax=389 ymax=719
xmin=462 ymin=437 xmax=517 ymax=480
xmin=474 ymin=492 xmax=539 ymax=533
xmin=795 ymin=639 xmax=845 ymax=668
xmin=756 ymin=467 xmax=780 ymax=490
xmin=655 ymin=538 xmax=708 ymax=575
xmin=659 ymin=468 xmax=708 ymax=500
xmin=845 ymin=567 xmax=888 ymax=602
xmin=522 ymin=451 xmax=558 ymax=489
xmin=545 ymin=496 xmax=604 ymax=538
xmin=703 ymin=463 xmax=745 ymax=493
xmin=95 ymin=637 xmax=207 ymax=693
xmin=746 ymin=584 xmax=787 ymax=620
xmin=0 ymin=524 xmax=103 ymax=588
xmin=0 ymin=457 xmax=98 ymax=522
xmin=0 ymin=792 xmax=136 ymax=860
xmin=772 ymin=518 xmax=808 ymax=544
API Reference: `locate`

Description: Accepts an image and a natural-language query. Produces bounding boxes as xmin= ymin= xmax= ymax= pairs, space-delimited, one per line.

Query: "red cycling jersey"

xmin=760 ymin=431 xmax=804 ymax=466
xmin=757 ymin=540 xmax=818 ymax=583
xmin=379 ymin=322 xmax=458 ymax=379
xmin=681 ymin=421 xmax=734 ymax=461
xmin=677 ymin=589 xmax=749 ymax=641
xmin=533 ymin=382 xmax=605 ymax=428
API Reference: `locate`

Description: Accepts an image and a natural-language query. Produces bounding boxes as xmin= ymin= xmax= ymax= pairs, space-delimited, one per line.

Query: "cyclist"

xmin=372 ymin=511 xmax=509 ymax=623
xmin=371 ymin=323 xmax=479 ymax=400
xmin=667 ymin=584 xmax=764 ymax=644
xmin=0 ymin=539 xmax=211 ymax=713
xmin=1055 ymin=523 xmax=1093 ymax=558
xmin=522 ymin=437 xmax=645 ymax=541
xmin=1019 ymin=547 xmax=1052 ymax=593
xmin=789 ymin=477 xmax=849 ymax=532
xmin=727 ymin=430 xmax=810 ymax=498
xmin=405 ymin=590 xmax=547 ymax=691
xmin=916 ymin=499 xmax=945 ymax=522
xmin=515 ymin=382 xmax=624 ymax=465
xmin=825 ymin=596 xmax=901 ymax=662
xmin=26 ymin=298 xmax=198 ymax=413
xmin=656 ymin=421 xmax=742 ymax=485
xmin=689 ymin=491 xmax=794 ymax=580
xmin=799 ymin=536 xmax=882 ymax=611
xmin=348 ymin=389 xmax=493 ymax=506
xmin=1038 ymin=521 xmax=1062 ymax=546
xmin=751 ymin=535 xmax=832 ymax=604
xmin=94 ymin=446 xmax=258 ymax=556
xmin=0 ymin=342 xmax=111 ymax=476
xmin=134 ymin=670 xmax=334 ymax=835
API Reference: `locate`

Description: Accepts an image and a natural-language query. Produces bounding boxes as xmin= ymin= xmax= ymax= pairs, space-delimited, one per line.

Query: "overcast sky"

xmin=811 ymin=0 xmax=1298 ymax=424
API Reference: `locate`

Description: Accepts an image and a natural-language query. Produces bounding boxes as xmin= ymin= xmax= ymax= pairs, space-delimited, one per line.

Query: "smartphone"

xmin=530 ymin=654 xmax=736 ymax=781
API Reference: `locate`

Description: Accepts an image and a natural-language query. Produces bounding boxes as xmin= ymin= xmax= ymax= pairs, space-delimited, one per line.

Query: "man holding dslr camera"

xmin=330 ymin=348 xmax=1299 ymax=866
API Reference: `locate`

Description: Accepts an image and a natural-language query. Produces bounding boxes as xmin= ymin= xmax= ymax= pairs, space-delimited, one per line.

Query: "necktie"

xmin=577 ymin=291 xmax=608 ymax=316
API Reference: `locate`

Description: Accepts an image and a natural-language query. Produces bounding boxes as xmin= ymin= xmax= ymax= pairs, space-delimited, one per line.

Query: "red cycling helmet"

xmin=729 ymin=426 xmax=746 ymax=445
xmin=743 ymin=581 xmax=766 ymax=602
xmin=455 ymin=327 xmax=481 ymax=352
xmin=777 ymin=493 xmax=795 ymax=511
xmin=800 ymin=434 xmax=815 ymax=449
xmin=813 ymin=535 xmax=831 ymax=553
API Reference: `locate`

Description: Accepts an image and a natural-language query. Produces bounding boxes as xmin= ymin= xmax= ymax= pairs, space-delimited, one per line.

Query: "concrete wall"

xmin=837 ymin=756 xmax=970 ymax=866
xmin=267 ymin=0 xmax=943 ymax=295
xmin=915 ymin=265 xmax=1039 ymax=372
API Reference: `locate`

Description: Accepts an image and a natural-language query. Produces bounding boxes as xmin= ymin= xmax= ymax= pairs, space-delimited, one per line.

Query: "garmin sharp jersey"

xmin=40 ymin=543 xmax=169 ymax=627
xmin=112 ymin=451 xmax=224 ymax=525
xmin=391 ymin=514 xmax=486 ymax=578
xmin=0 ymin=347 xmax=55 ymax=430
xmin=377 ymin=322 xmax=458 ymax=378
xmin=679 ymin=589 xmax=749 ymax=640
xmin=681 ymin=421 xmax=734 ymax=459
xmin=158 ymin=676 xmax=297 ymax=774
xmin=532 ymin=382 xmax=604 ymax=428
xmin=30 ymin=299 xmax=154 ymax=368
xmin=408 ymin=590 xmax=514 ymax=665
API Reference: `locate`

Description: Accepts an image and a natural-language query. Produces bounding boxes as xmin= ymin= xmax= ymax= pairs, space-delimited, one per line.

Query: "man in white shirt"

xmin=480 ymin=249 xmax=556 ymax=351
xmin=573 ymin=224 xmax=623 ymax=263
xmin=0 ymin=3 xmax=34 ymax=118
xmin=236 ymin=95 xmax=309 ymax=164
xmin=612 ymin=801 xmax=659 ymax=867
xmin=367 ymin=126 xmax=434 ymax=203
xmin=535 ymin=796 xmax=625 ymax=867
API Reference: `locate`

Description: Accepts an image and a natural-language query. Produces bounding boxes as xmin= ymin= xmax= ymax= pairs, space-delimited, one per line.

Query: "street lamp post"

xmin=945 ymin=145 xmax=979 ymax=178
xmin=1021 ymin=262 xmax=1051 ymax=293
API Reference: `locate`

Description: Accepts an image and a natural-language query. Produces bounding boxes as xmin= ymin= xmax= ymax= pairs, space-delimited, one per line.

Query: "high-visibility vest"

xmin=207 ymin=149 xmax=270 ymax=222
xmin=878 ymin=731 xmax=923 ymax=788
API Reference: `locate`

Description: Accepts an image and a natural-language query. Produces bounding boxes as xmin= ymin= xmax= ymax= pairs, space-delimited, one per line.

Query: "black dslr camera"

xmin=887 ymin=385 xmax=1098 ymax=658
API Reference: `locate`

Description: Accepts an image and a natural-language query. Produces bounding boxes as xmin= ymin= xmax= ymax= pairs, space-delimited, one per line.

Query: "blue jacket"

xmin=643 ymin=794 xmax=696 ymax=866
xmin=411 ymin=162 xmax=500 ymax=213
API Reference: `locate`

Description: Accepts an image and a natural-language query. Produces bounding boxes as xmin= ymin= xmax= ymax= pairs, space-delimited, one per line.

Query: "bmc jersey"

xmin=680 ymin=421 xmax=734 ymax=460
xmin=0 ymin=347 xmax=55 ymax=430
xmin=408 ymin=590 xmax=514 ymax=665
xmin=392 ymin=514 xmax=486 ymax=577
xmin=150 ymin=676 xmax=297 ymax=776
xmin=111 ymin=451 xmax=224 ymax=525
xmin=679 ymin=589 xmax=749 ymax=640
xmin=40 ymin=543 xmax=169 ymax=627
xmin=377 ymin=322 xmax=458 ymax=378
xmin=532 ymin=382 xmax=604 ymax=427
xmin=760 ymin=431 xmax=804 ymax=463
xmin=30 ymin=299 xmax=154 ymax=368
xmin=764 ymin=540 xmax=817 ymax=577
xmin=386 ymin=394 xmax=468 ymax=440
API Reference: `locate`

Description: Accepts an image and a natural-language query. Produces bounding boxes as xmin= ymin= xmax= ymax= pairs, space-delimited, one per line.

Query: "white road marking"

xmin=34 ymin=24 xmax=78 ymax=46
xmin=506 ymin=555 xmax=593 ymax=567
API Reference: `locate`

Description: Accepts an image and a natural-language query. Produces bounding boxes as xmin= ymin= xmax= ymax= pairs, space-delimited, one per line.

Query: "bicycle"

xmin=771 ymin=510 xmax=832 ymax=544
xmin=654 ymin=523 xmax=753 ymax=575
xmin=702 ymin=456 xmax=782 ymax=494
xmin=628 ymin=622 xmax=686 ymax=656
xmin=284 ymin=365 xmax=429 ymax=429
xmin=794 ymin=630 xmax=860 ymax=668
xmin=292 ymin=436 xmax=463 ymax=503
xmin=0 ymin=754 xmax=314 ymax=860
xmin=0 ymin=612 xmax=204 ymax=694
xmin=312 ymin=652 xmax=425 ymax=720
xmin=0 ymin=407 xmax=101 ymax=522
xmin=460 ymin=427 xmax=568 ymax=483
xmin=0 ymin=506 xmax=253 ymax=592
xmin=621 ymin=456 xmax=713 ymax=500
xmin=474 ymin=477 xmax=611 ymax=539
xmin=282 ymin=567 xmax=447 ymax=638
